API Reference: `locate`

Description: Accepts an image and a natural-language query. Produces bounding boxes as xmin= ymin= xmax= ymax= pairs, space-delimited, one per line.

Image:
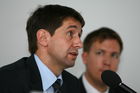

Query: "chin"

xmin=65 ymin=61 xmax=75 ymax=68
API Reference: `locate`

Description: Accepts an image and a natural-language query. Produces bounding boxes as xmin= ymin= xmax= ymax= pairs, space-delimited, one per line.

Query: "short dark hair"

xmin=26 ymin=4 xmax=85 ymax=54
xmin=83 ymin=27 xmax=123 ymax=53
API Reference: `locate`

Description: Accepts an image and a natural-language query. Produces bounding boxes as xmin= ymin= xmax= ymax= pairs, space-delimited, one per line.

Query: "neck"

xmin=84 ymin=73 xmax=108 ymax=92
xmin=35 ymin=50 xmax=63 ymax=77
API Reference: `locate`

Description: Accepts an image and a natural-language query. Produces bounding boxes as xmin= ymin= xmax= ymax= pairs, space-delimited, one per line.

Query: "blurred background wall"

xmin=0 ymin=0 xmax=140 ymax=92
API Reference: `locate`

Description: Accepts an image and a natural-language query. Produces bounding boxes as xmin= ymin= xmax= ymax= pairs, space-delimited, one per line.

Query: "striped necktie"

xmin=52 ymin=79 xmax=61 ymax=93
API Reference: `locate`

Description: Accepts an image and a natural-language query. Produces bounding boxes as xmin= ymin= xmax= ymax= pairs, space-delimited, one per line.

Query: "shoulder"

xmin=61 ymin=70 xmax=81 ymax=93
xmin=62 ymin=70 xmax=78 ymax=81
xmin=0 ymin=56 xmax=31 ymax=84
xmin=0 ymin=55 xmax=35 ymax=74
xmin=0 ymin=57 xmax=29 ymax=74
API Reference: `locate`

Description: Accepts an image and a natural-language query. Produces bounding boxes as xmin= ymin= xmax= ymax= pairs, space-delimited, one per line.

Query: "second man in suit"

xmin=79 ymin=27 xmax=123 ymax=93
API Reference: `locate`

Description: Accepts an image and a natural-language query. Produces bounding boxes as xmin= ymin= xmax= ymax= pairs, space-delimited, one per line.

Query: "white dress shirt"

xmin=34 ymin=54 xmax=63 ymax=93
xmin=82 ymin=74 xmax=108 ymax=93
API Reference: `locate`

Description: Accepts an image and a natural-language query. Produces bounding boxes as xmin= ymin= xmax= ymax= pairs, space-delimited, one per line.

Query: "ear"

xmin=82 ymin=52 xmax=88 ymax=65
xmin=36 ymin=29 xmax=51 ymax=47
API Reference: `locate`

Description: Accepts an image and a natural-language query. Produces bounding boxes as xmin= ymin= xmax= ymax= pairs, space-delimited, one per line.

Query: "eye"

xmin=96 ymin=50 xmax=104 ymax=55
xmin=67 ymin=31 xmax=73 ymax=37
xmin=66 ymin=31 xmax=74 ymax=40
xmin=111 ymin=53 xmax=120 ymax=59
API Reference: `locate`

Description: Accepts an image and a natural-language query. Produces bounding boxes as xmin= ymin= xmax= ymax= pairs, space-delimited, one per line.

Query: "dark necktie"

xmin=52 ymin=79 xmax=61 ymax=93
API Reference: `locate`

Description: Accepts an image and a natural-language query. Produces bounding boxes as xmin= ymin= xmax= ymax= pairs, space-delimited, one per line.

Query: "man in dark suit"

xmin=0 ymin=4 xmax=85 ymax=93
xmin=79 ymin=27 xmax=123 ymax=93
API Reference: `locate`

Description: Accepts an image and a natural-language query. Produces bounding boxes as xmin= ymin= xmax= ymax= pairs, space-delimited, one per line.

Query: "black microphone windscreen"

xmin=101 ymin=70 xmax=122 ymax=88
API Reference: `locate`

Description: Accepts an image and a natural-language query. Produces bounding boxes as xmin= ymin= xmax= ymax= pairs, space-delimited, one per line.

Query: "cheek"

xmin=111 ymin=61 xmax=120 ymax=71
xmin=48 ymin=39 xmax=65 ymax=54
xmin=85 ymin=53 xmax=104 ymax=69
xmin=86 ymin=57 xmax=99 ymax=71
xmin=86 ymin=54 xmax=102 ymax=66
xmin=54 ymin=38 xmax=69 ymax=49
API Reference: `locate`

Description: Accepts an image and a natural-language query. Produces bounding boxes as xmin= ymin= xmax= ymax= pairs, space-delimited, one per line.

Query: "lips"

xmin=69 ymin=52 xmax=78 ymax=56
xmin=69 ymin=51 xmax=78 ymax=57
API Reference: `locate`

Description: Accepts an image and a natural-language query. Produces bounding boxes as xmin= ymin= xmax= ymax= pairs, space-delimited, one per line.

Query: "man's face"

xmin=82 ymin=39 xmax=121 ymax=84
xmin=47 ymin=17 xmax=82 ymax=69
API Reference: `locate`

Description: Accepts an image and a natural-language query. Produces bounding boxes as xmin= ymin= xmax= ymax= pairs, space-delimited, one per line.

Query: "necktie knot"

xmin=52 ymin=79 xmax=61 ymax=93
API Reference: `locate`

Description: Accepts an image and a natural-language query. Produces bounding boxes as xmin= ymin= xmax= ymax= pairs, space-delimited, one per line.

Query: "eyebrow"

xmin=66 ymin=25 xmax=78 ymax=29
xmin=97 ymin=49 xmax=120 ymax=54
xmin=65 ymin=25 xmax=83 ymax=37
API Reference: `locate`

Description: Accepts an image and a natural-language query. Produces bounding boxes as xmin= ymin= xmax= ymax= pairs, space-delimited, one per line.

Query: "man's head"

xmin=26 ymin=5 xmax=85 ymax=72
xmin=82 ymin=27 xmax=123 ymax=86
xmin=26 ymin=4 xmax=85 ymax=54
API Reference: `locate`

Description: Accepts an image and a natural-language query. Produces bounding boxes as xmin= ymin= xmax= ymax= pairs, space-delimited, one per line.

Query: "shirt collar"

xmin=34 ymin=54 xmax=63 ymax=91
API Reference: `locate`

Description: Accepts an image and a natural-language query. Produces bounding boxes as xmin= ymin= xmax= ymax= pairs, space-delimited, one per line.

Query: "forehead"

xmin=91 ymin=39 xmax=121 ymax=52
xmin=53 ymin=17 xmax=83 ymax=36
xmin=62 ymin=17 xmax=82 ymax=29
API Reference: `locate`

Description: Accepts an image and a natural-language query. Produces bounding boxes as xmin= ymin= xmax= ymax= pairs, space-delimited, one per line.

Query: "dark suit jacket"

xmin=79 ymin=76 xmax=86 ymax=93
xmin=0 ymin=55 xmax=81 ymax=93
xmin=79 ymin=76 xmax=125 ymax=93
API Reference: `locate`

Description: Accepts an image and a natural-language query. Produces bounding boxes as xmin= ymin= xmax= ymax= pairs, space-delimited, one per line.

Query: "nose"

xmin=73 ymin=36 xmax=83 ymax=49
xmin=103 ymin=55 xmax=111 ymax=66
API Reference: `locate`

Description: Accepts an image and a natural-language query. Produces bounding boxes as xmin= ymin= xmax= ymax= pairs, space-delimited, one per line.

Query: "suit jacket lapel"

xmin=79 ymin=76 xmax=87 ymax=93
xmin=26 ymin=54 xmax=43 ymax=91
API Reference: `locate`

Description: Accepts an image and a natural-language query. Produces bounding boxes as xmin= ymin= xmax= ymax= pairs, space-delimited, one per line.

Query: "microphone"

xmin=101 ymin=70 xmax=137 ymax=93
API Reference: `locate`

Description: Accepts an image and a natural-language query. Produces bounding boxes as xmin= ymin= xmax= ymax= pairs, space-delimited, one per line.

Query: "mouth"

xmin=69 ymin=51 xmax=78 ymax=58
xmin=69 ymin=52 xmax=78 ymax=56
